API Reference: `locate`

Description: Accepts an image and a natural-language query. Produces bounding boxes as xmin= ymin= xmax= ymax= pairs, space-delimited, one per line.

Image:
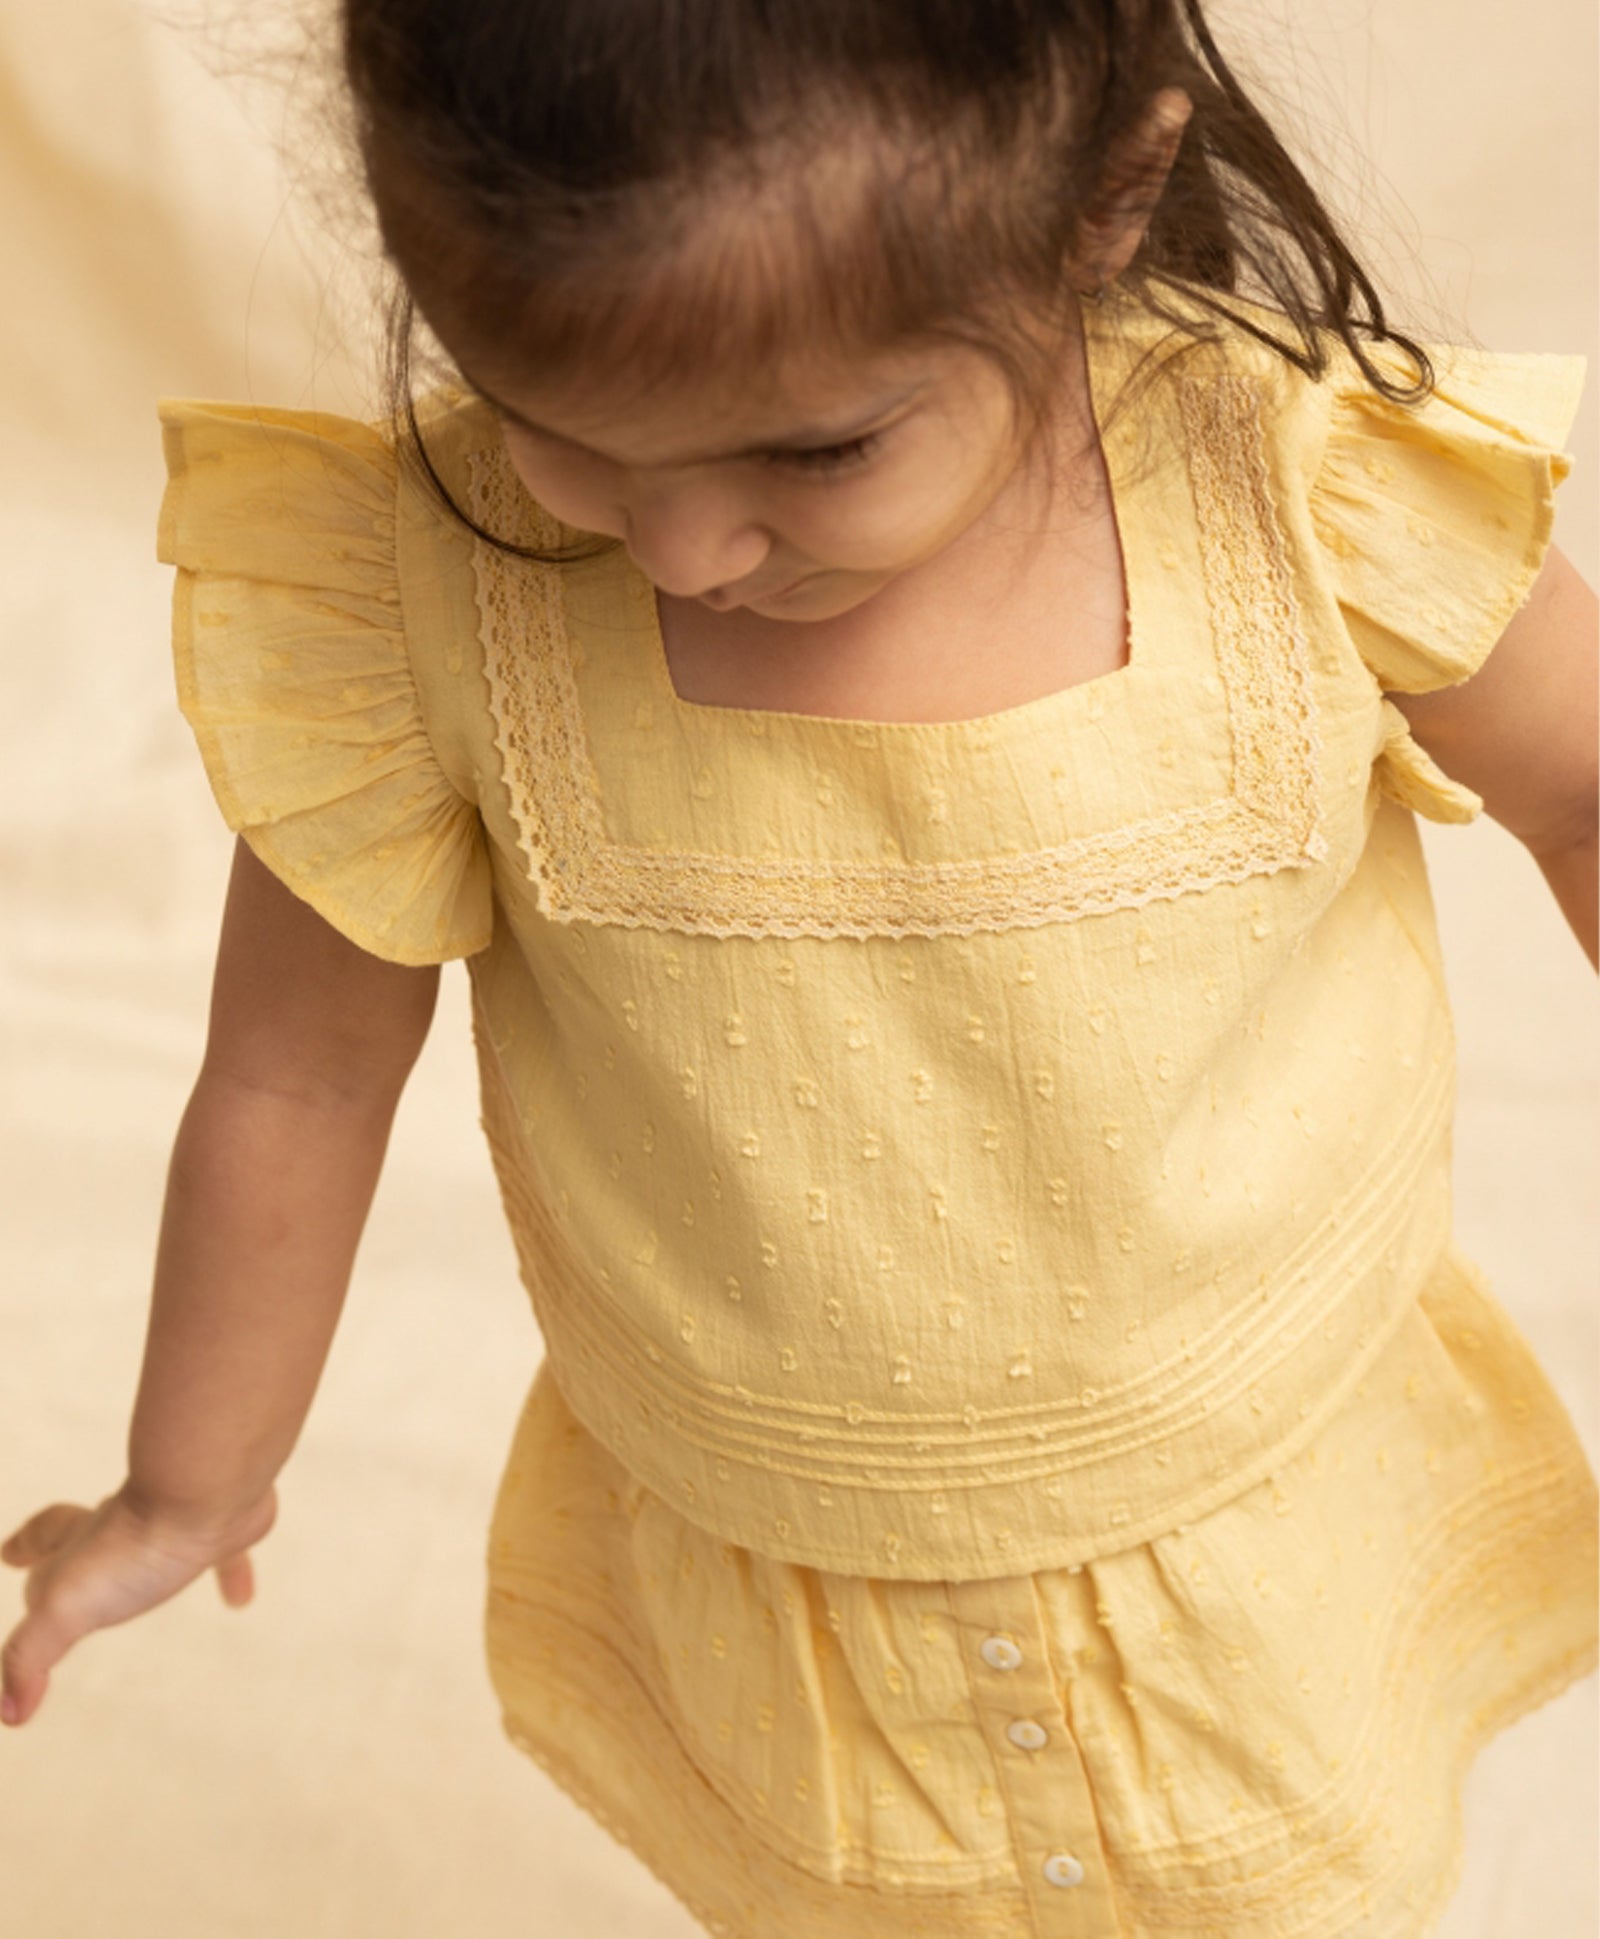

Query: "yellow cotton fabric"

xmin=157 ymin=289 xmax=1597 ymax=1938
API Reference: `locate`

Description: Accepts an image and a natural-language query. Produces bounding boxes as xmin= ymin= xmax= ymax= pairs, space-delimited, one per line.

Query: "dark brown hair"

xmin=340 ymin=0 xmax=1436 ymax=566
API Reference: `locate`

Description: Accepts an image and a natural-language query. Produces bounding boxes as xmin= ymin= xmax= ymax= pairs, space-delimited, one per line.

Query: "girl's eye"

xmin=765 ymin=431 xmax=884 ymax=477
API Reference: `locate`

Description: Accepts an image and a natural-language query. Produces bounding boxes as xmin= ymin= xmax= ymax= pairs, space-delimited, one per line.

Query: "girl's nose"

xmin=623 ymin=489 xmax=773 ymax=601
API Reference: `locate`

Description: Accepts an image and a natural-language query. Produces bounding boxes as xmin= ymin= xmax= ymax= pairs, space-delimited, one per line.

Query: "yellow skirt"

xmin=482 ymin=1241 xmax=1597 ymax=1938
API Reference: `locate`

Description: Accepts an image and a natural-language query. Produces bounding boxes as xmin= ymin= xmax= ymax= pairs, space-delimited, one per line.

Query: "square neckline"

xmin=464 ymin=314 xmax=1331 ymax=938
xmin=629 ymin=299 xmax=1142 ymax=735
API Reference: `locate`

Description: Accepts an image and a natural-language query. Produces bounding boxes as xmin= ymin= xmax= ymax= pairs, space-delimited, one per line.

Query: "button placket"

xmin=945 ymin=1576 xmax=1124 ymax=1936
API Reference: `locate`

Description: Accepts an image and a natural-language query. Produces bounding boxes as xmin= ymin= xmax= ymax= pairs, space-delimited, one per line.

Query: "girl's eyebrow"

xmin=457 ymin=366 xmax=926 ymax=464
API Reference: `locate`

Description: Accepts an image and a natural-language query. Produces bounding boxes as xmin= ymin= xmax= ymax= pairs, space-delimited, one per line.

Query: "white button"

xmin=979 ymin=1634 xmax=1024 ymax=1671
xmin=1042 ymin=1851 xmax=1086 ymax=1888
xmin=1006 ymin=1718 xmax=1049 ymax=1751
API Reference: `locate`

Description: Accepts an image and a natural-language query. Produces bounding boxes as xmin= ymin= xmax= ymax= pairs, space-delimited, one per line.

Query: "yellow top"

xmin=156 ymin=289 xmax=1586 ymax=1582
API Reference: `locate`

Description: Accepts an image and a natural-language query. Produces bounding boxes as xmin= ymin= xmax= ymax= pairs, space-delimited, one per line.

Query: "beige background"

xmin=1 ymin=2 xmax=1595 ymax=1933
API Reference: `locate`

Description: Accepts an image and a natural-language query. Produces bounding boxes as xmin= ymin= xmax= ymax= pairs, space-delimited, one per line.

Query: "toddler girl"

xmin=4 ymin=2 xmax=1596 ymax=1933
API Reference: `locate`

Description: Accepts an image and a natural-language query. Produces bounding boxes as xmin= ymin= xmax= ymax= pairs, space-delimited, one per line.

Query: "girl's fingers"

xmin=1 ymin=1601 xmax=67 ymax=1727
xmin=1 ymin=1506 xmax=108 ymax=1723
xmin=214 ymin=1551 xmax=255 ymax=1607
xmin=0 ymin=1502 xmax=146 ymax=1726
xmin=1 ymin=1503 xmax=91 ymax=1568
xmin=1 ymin=1509 xmax=77 ymax=1721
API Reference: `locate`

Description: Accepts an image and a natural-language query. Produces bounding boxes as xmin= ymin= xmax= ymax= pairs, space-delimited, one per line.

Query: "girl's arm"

xmin=2 ymin=839 xmax=440 ymax=1726
xmin=125 ymin=836 xmax=441 ymax=1529
xmin=1387 ymin=543 xmax=1599 ymax=971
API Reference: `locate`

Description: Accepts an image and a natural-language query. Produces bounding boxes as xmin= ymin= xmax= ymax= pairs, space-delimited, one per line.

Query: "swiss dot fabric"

xmin=158 ymin=287 xmax=1596 ymax=1937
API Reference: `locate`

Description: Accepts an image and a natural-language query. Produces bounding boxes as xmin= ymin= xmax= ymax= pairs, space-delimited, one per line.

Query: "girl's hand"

xmin=0 ymin=1481 xmax=278 ymax=1728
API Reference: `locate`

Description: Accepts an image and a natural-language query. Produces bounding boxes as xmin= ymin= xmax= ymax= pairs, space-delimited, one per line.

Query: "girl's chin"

xmin=744 ymin=571 xmax=889 ymax=623
xmin=750 ymin=572 xmax=822 ymax=607
xmin=700 ymin=572 xmax=820 ymax=610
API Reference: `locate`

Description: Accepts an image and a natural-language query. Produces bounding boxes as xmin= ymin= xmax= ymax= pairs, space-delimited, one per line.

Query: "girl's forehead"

xmin=411 ymin=112 xmax=1077 ymax=459
xmin=425 ymin=137 xmax=1026 ymax=438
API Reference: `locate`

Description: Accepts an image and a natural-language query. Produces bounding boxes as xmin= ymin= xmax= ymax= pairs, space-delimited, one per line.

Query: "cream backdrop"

xmin=1 ymin=3 xmax=1595 ymax=1935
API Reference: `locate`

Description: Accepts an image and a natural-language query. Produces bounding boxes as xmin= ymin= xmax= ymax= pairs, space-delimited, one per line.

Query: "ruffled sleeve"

xmin=157 ymin=399 xmax=493 ymax=964
xmin=1308 ymin=337 xmax=1586 ymax=822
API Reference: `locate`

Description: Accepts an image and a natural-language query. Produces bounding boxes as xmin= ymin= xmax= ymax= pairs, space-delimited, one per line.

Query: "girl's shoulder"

xmin=1114 ymin=280 xmax=1585 ymax=435
xmin=156 ymin=383 xmax=538 ymax=573
xmin=157 ymin=393 xmax=402 ymax=587
xmin=156 ymin=390 xmax=495 ymax=966
xmin=1104 ymin=284 xmax=1586 ymax=715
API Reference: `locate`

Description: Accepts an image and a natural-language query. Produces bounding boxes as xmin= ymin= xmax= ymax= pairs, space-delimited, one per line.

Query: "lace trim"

xmin=1180 ymin=374 xmax=1325 ymax=840
xmin=467 ymin=371 xmax=1327 ymax=940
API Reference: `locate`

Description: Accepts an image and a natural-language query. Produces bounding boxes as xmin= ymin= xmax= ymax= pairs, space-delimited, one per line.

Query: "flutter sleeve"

xmin=1308 ymin=337 xmax=1587 ymax=823
xmin=156 ymin=399 xmax=493 ymax=963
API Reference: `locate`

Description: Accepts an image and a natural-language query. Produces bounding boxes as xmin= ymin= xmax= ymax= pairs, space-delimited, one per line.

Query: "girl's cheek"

xmin=788 ymin=504 xmax=927 ymax=569
xmin=501 ymin=438 xmax=625 ymax=537
xmin=794 ymin=472 xmax=974 ymax=568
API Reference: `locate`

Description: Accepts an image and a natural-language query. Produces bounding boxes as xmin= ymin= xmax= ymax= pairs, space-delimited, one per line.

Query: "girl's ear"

xmin=1071 ymin=87 xmax=1193 ymax=293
